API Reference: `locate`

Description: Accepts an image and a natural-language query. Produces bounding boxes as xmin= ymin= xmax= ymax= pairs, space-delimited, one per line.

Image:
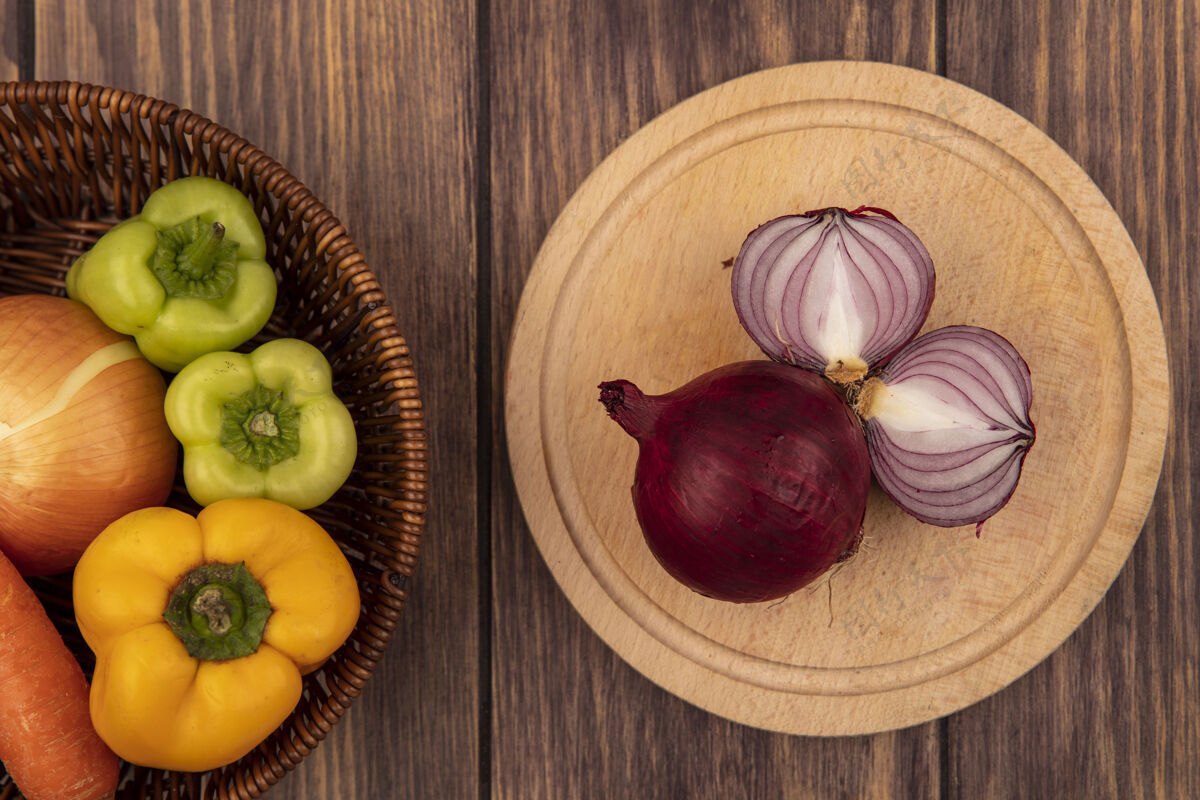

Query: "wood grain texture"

xmin=946 ymin=2 xmax=1199 ymax=798
xmin=7 ymin=0 xmax=1194 ymax=797
xmin=489 ymin=2 xmax=943 ymax=798
xmin=34 ymin=1 xmax=480 ymax=798
xmin=0 ymin=0 xmax=18 ymax=81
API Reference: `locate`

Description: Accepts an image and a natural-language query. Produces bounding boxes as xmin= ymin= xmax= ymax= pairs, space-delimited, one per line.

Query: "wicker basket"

xmin=0 ymin=82 xmax=426 ymax=799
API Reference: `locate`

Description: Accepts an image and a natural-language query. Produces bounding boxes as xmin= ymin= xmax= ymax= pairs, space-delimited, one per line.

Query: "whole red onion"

xmin=599 ymin=361 xmax=871 ymax=603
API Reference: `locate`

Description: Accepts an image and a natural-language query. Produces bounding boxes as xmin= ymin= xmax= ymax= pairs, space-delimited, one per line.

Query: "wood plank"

xmin=490 ymin=1 xmax=943 ymax=797
xmin=945 ymin=1 xmax=1199 ymax=797
xmin=0 ymin=0 xmax=19 ymax=81
xmin=35 ymin=2 xmax=480 ymax=798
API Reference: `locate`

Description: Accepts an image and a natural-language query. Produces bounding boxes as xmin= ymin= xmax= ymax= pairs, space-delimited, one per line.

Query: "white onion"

xmin=731 ymin=207 xmax=935 ymax=383
xmin=854 ymin=325 xmax=1035 ymax=529
xmin=0 ymin=295 xmax=179 ymax=575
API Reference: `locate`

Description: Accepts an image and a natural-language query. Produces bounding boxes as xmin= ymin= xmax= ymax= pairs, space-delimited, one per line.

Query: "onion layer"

xmin=600 ymin=361 xmax=870 ymax=603
xmin=731 ymin=207 xmax=935 ymax=383
xmin=0 ymin=295 xmax=178 ymax=575
xmin=854 ymin=325 xmax=1035 ymax=529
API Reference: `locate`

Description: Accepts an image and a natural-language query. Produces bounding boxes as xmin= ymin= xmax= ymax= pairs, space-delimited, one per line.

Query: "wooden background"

xmin=2 ymin=1 xmax=1196 ymax=798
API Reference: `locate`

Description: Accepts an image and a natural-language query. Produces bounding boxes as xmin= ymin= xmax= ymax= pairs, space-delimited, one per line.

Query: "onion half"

xmin=600 ymin=361 xmax=870 ymax=603
xmin=854 ymin=325 xmax=1035 ymax=529
xmin=0 ymin=295 xmax=178 ymax=575
xmin=731 ymin=207 xmax=935 ymax=383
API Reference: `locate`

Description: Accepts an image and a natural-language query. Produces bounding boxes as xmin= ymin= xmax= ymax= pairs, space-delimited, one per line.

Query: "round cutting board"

xmin=504 ymin=61 xmax=1169 ymax=736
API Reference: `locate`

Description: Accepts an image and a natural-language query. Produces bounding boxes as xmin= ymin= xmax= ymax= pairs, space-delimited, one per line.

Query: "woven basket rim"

xmin=0 ymin=80 xmax=426 ymax=800
xmin=1 ymin=79 xmax=390 ymax=307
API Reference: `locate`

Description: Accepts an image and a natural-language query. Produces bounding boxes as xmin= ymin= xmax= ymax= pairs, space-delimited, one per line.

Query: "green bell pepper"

xmin=164 ymin=338 xmax=357 ymax=509
xmin=66 ymin=176 xmax=277 ymax=372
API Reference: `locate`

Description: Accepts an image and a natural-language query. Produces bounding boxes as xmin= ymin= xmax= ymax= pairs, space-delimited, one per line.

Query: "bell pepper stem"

xmin=221 ymin=385 xmax=301 ymax=471
xmin=151 ymin=216 xmax=239 ymax=300
xmin=190 ymin=584 xmax=244 ymax=637
xmin=248 ymin=410 xmax=281 ymax=438
xmin=164 ymin=562 xmax=272 ymax=661
xmin=178 ymin=221 xmax=226 ymax=279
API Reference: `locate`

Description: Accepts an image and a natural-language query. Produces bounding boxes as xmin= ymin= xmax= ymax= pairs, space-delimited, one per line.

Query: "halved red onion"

xmin=854 ymin=325 xmax=1035 ymax=529
xmin=731 ymin=206 xmax=935 ymax=383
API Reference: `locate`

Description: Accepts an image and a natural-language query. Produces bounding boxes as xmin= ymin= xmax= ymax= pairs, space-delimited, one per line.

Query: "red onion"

xmin=853 ymin=325 xmax=1035 ymax=530
xmin=731 ymin=206 xmax=935 ymax=384
xmin=599 ymin=361 xmax=870 ymax=603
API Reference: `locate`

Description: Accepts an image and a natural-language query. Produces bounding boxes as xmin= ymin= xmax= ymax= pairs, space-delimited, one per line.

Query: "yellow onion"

xmin=0 ymin=295 xmax=178 ymax=575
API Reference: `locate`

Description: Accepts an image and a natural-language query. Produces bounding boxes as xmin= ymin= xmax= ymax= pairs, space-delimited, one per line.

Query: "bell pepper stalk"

xmin=164 ymin=337 xmax=357 ymax=510
xmin=72 ymin=499 xmax=362 ymax=773
xmin=66 ymin=176 xmax=277 ymax=372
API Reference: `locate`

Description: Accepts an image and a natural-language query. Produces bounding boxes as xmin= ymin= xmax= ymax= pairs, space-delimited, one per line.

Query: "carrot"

xmin=0 ymin=549 xmax=118 ymax=800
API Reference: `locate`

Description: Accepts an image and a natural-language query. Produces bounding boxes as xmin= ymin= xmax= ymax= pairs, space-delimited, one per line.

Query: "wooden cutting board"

xmin=504 ymin=61 xmax=1169 ymax=736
